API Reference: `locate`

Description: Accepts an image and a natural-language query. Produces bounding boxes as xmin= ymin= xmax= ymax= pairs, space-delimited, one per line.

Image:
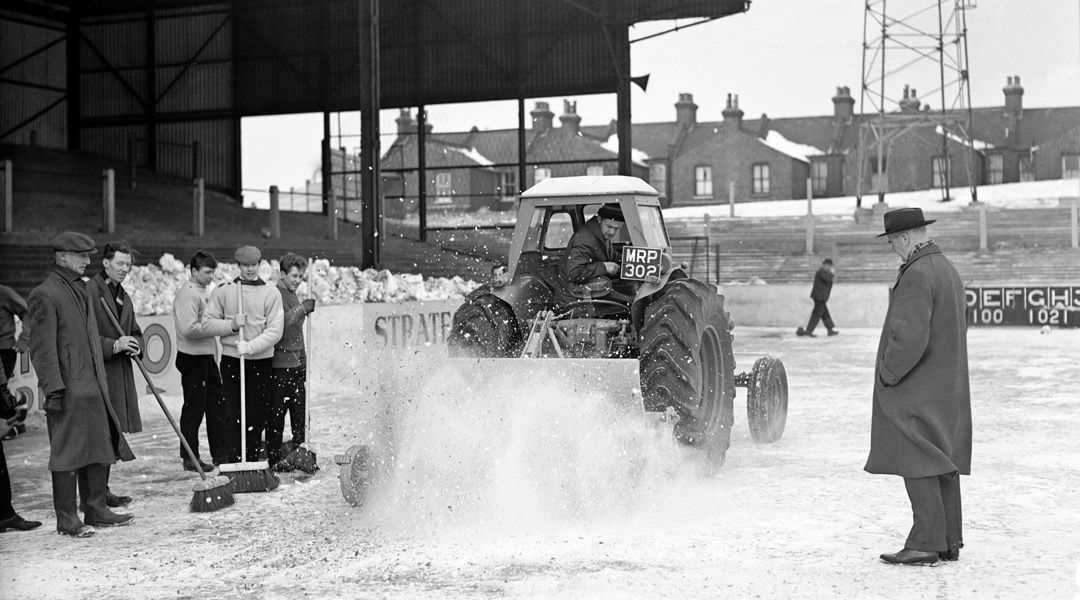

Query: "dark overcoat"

xmin=864 ymin=243 xmax=972 ymax=478
xmin=560 ymin=217 xmax=617 ymax=283
xmin=810 ymin=267 xmax=834 ymax=302
xmin=87 ymin=271 xmax=144 ymax=433
xmin=28 ymin=266 xmax=135 ymax=472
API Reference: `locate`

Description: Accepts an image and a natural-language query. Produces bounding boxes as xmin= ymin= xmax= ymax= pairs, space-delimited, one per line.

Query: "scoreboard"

xmin=966 ymin=285 xmax=1080 ymax=327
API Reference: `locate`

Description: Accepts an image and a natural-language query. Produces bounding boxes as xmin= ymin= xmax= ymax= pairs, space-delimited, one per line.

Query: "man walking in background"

xmin=173 ymin=250 xmax=238 ymax=471
xmin=796 ymin=258 xmax=838 ymax=337
xmin=206 ymin=246 xmax=282 ymax=464
xmin=87 ymin=241 xmax=142 ymax=508
xmin=866 ymin=208 xmax=972 ymax=566
xmin=267 ymin=253 xmax=316 ymax=470
xmin=28 ymin=231 xmax=135 ymax=538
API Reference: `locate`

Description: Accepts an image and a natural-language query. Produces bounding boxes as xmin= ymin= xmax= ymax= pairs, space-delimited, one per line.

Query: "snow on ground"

xmin=664 ymin=178 xmax=1080 ymax=220
xmin=1 ymin=326 xmax=1078 ymax=599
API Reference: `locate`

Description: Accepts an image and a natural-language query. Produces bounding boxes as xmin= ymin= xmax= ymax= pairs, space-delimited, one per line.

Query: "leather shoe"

xmin=106 ymin=492 xmax=132 ymax=507
xmin=183 ymin=459 xmax=215 ymax=473
xmin=57 ymin=524 xmax=95 ymax=538
xmin=84 ymin=512 xmax=134 ymax=528
xmin=0 ymin=514 xmax=43 ymax=532
xmin=795 ymin=327 xmax=805 ymax=337
xmin=880 ymin=548 xmax=940 ymax=565
xmin=939 ymin=548 xmax=960 ymax=561
xmin=827 ymin=329 xmax=839 ymax=336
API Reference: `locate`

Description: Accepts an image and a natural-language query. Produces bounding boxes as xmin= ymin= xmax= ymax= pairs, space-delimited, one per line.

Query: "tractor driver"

xmin=559 ymin=204 xmax=637 ymax=304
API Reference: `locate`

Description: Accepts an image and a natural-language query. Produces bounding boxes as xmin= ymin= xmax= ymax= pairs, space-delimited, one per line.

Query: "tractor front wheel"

xmin=747 ymin=356 xmax=788 ymax=443
xmin=448 ymin=294 xmax=521 ymax=357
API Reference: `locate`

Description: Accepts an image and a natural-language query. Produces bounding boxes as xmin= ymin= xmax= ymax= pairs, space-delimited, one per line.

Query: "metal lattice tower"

xmin=856 ymin=0 xmax=978 ymax=206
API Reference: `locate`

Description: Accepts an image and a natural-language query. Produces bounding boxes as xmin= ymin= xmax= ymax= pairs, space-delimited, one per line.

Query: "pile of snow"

xmin=123 ymin=254 xmax=480 ymax=316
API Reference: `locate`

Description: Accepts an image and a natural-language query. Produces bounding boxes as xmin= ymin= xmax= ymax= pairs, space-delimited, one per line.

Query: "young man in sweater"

xmin=172 ymin=251 xmax=239 ymax=471
xmin=205 ymin=246 xmax=283 ymax=464
xmin=267 ymin=253 xmax=316 ymax=470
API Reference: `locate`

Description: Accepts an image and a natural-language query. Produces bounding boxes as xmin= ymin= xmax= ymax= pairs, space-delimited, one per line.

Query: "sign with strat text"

xmin=966 ymin=285 xmax=1080 ymax=327
xmin=620 ymin=246 xmax=664 ymax=282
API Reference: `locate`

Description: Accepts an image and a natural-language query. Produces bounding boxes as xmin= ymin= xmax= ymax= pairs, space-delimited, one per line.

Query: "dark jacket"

xmin=273 ymin=280 xmax=308 ymax=369
xmin=864 ymin=243 xmax=971 ymax=478
xmin=87 ymin=271 xmax=144 ymax=433
xmin=0 ymin=284 xmax=27 ymax=350
xmin=810 ymin=267 xmax=834 ymax=302
xmin=28 ymin=265 xmax=135 ymax=471
xmin=560 ymin=217 xmax=618 ymax=284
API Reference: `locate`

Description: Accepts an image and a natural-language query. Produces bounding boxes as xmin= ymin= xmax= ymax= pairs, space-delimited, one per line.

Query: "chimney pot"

xmin=531 ymin=101 xmax=555 ymax=134
xmin=559 ymin=99 xmax=582 ymax=134
xmin=675 ymin=92 xmax=698 ymax=128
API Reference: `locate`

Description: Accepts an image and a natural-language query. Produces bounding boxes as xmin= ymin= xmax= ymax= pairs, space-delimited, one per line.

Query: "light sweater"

xmin=206 ymin=278 xmax=283 ymax=361
xmin=172 ymin=280 xmax=234 ymax=356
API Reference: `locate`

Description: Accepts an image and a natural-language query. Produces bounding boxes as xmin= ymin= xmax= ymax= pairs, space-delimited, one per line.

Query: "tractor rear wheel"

xmin=448 ymin=294 xmax=521 ymax=357
xmin=747 ymin=355 xmax=788 ymax=443
xmin=639 ymin=279 xmax=735 ymax=470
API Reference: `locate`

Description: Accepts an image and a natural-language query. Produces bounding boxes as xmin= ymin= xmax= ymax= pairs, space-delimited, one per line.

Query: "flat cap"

xmin=234 ymin=245 xmax=262 ymax=264
xmin=50 ymin=231 xmax=97 ymax=253
xmin=597 ymin=203 xmax=624 ymax=222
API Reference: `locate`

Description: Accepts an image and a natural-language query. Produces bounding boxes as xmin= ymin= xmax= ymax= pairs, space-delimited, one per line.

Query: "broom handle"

xmin=303 ymin=260 xmax=313 ymax=445
xmin=99 ymin=298 xmax=209 ymax=481
xmin=237 ymin=282 xmax=247 ymax=463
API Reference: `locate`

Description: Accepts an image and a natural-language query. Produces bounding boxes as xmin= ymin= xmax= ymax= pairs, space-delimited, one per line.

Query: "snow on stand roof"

xmin=521 ymin=175 xmax=660 ymax=198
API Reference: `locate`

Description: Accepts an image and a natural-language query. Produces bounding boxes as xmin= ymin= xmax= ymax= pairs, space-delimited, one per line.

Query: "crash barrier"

xmin=7 ymin=299 xmax=465 ymax=414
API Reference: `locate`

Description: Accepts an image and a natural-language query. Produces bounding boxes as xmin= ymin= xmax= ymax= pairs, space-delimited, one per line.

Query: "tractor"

xmin=336 ymin=175 xmax=788 ymax=505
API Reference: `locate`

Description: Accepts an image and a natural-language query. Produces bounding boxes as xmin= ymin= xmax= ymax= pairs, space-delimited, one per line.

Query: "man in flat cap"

xmin=205 ymin=245 xmax=283 ymax=465
xmin=866 ymin=208 xmax=972 ymax=566
xmin=28 ymin=231 xmax=136 ymax=538
xmin=86 ymin=241 xmax=143 ymax=508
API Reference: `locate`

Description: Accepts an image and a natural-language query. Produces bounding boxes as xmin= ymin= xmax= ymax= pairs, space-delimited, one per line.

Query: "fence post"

xmin=192 ymin=178 xmax=205 ymax=236
xmin=102 ymin=168 xmax=115 ymax=234
xmin=703 ymin=213 xmax=711 ymax=283
xmin=327 ymin=189 xmax=338 ymax=240
xmin=805 ymin=178 xmax=814 ymax=254
xmin=1 ymin=160 xmax=12 ymax=233
xmin=977 ymin=203 xmax=988 ymax=251
xmin=269 ymin=185 xmax=281 ymax=239
xmin=728 ymin=181 xmax=735 ymax=217
xmin=1071 ymin=198 xmax=1078 ymax=250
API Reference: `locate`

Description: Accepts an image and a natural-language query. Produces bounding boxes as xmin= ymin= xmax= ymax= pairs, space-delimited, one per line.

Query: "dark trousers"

xmin=0 ymin=349 xmax=15 ymax=378
xmin=805 ymin=300 xmax=835 ymax=334
xmin=219 ymin=355 xmax=272 ymax=464
xmin=0 ymin=439 xmax=13 ymax=519
xmin=174 ymin=352 xmax=224 ymax=463
xmin=903 ymin=473 xmax=963 ymax=553
xmin=267 ymin=366 xmax=307 ymax=466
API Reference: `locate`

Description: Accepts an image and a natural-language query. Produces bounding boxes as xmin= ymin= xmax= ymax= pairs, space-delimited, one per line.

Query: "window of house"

xmin=586 ymin=166 xmax=605 ymax=177
xmin=1063 ymin=154 xmax=1080 ymax=179
xmin=535 ymin=167 xmax=551 ymax=183
xmin=434 ymin=171 xmax=452 ymax=204
xmin=811 ymin=160 xmax=828 ymax=195
xmin=694 ymin=165 xmax=712 ymax=197
xmin=932 ymin=156 xmax=950 ymax=188
xmin=500 ymin=170 xmax=518 ymax=199
xmin=649 ymin=163 xmax=667 ymax=198
xmin=752 ymin=163 xmax=770 ymax=195
xmin=988 ymin=154 xmax=1003 ymax=185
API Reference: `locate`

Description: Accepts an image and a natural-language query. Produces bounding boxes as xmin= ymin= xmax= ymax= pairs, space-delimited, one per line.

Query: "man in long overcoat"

xmin=28 ymin=232 xmax=136 ymax=538
xmin=87 ymin=241 xmax=143 ymax=507
xmin=866 ymin=208 xmax=972 ymax=566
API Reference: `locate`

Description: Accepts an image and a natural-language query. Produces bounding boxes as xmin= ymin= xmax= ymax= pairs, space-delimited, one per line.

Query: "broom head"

xmin=190 ymin=475 xmax=236 ymax=512
xmin=219 ymin=461 xmax=280 ymax=493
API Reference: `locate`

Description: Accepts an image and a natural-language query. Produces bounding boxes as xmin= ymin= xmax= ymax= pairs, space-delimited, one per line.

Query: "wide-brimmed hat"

xmin=876 ymin=207 xmax=936 ymax=237
xmin=597 ymin=204 xmax=624 ymax=222
xmin=50 ymin=231 xmax=97 ymax=253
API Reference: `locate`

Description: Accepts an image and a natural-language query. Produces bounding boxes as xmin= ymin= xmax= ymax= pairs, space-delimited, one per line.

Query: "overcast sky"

xmin=241 ymin=0 xmax=1080 ymax=206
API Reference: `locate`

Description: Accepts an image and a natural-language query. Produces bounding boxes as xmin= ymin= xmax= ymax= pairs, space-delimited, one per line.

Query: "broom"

xmin=99 ymin=298 xmax=234 ymax=512
xmin=218 ymin=280 xmax=279 ymax=493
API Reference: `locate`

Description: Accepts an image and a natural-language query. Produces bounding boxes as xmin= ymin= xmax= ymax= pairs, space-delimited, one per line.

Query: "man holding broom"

xmin=267 ymin=253 xmax=316 ymax=472
xmin=205 ymin=246 xmax=283 ymax=478
xmin=28 ymin=231 xmax=136 ymax=537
